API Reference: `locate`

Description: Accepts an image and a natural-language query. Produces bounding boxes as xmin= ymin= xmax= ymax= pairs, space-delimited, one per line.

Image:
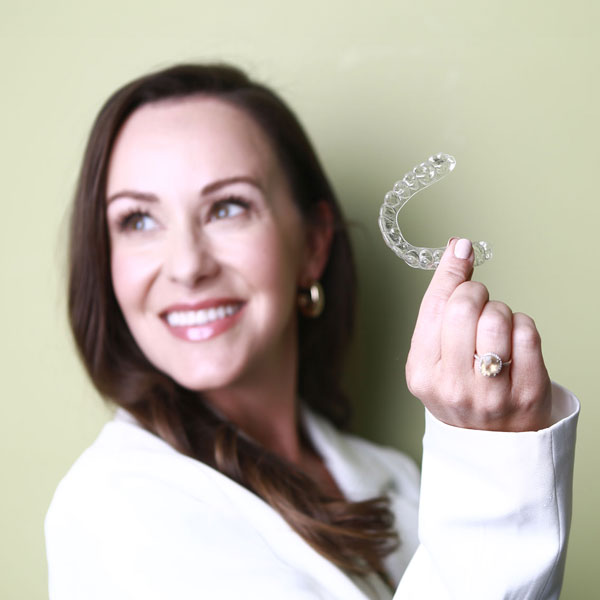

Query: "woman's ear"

xmin=299 ymin=201 xmax=335 ymax=286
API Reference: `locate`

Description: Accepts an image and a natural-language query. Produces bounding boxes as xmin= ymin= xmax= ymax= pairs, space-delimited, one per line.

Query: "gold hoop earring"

xmin=298 ymin=281 xmax=325 ymax=318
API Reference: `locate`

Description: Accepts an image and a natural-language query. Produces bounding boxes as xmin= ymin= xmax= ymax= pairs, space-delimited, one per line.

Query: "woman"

xmin=45 ymin=64 xmax=579 ymax=599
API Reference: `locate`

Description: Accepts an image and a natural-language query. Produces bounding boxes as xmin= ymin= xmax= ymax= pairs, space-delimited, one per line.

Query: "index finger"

xmin=411 ymin=238 xmax=475 ymax=362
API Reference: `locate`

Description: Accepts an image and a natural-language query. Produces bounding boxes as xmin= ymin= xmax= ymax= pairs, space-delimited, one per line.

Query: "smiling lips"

xmin=162 ymin=300 xmax=244 ymax=342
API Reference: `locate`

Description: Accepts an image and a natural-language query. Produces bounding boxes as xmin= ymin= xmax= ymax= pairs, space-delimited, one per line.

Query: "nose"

xmin=165 ymin=224 xmax=219 ymax=288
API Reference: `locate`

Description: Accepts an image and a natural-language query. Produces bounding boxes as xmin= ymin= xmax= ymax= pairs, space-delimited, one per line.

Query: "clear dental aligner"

xmin=378 ymin=153 xmax=493 ymax=270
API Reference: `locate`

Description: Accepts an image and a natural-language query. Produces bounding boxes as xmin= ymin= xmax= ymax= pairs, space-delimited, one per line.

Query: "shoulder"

xmin=44 ymin=412 xmax=292 ymax=598
xmin=44 ymin=411 xmax=259 ymax=554
xmin=46 ymin=410 xmax=249 ymax=519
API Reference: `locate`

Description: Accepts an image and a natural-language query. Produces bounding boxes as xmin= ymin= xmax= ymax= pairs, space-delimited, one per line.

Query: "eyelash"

xmin=208 ymin=197 xmax=251 ymax=221
xmin=117 ymin=209 xmax=154 ymax=232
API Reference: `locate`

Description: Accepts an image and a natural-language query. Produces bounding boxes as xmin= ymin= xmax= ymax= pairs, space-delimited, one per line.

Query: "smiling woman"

xmin=45 ymin=64 xmax=579 ymax=599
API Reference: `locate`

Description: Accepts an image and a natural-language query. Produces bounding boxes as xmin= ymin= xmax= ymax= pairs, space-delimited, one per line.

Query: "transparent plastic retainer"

xmin=378 ymin=153 xmax=493 ymax=270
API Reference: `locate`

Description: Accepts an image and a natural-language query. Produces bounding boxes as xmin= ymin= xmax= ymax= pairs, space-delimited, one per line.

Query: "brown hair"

xmin=68 ymin=64 xmax=398 ymax=580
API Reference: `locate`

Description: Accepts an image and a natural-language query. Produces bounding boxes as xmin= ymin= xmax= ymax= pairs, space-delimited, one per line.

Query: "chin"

xmin=159 ymin=361 xmax=242 ymax=394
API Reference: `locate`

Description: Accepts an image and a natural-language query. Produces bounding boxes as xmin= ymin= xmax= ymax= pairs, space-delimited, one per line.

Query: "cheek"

xmin=110 ymin=246 xmax=159 ymax=313
xmin=219 ymin=217 xmax=304 ymax=290
xmin=252 ymin=230 xmax=303 ymax=292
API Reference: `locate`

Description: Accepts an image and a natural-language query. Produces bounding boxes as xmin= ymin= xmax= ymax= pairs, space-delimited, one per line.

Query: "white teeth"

xmin=166 ymin=304 xmax=241 ymax=327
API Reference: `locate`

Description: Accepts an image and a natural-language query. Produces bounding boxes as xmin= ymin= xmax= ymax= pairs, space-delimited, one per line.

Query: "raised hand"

xmin=405 ymin=238 xmax=552 ymax=432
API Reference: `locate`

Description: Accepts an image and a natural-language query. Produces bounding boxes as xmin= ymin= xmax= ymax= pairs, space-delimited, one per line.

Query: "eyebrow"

xmin=202 ymin=175 xmax=264 ymax=195
xmin=106 ymin=175 xmax=264 ymax=205
xmin=106 ymin=190 xmax=159 ymax=205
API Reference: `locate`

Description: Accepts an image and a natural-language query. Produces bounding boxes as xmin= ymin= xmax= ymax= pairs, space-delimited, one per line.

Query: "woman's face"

xmin=105 ymin=97 xmax=319 ymax=392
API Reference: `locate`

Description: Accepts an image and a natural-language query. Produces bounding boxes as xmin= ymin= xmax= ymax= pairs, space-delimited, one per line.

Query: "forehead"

xmin=107 ymin=96 xmax=279 ymax=191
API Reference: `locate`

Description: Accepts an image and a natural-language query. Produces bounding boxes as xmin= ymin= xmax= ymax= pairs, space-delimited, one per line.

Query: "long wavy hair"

xmin=68 ymin=64 xmax=398 ymax=579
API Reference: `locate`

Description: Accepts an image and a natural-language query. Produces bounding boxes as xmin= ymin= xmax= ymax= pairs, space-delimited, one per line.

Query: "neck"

xmin=203 ymin=332 xmax=304 ymax=465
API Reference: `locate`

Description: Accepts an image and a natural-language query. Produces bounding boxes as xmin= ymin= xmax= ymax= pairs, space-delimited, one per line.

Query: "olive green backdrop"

xmin=1 ymin=1 xmax=597 ymax=597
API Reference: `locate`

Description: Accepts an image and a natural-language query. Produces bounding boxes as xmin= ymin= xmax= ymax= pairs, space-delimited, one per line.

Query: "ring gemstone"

xmin=475 ymin=352 xmax=507 ymax=377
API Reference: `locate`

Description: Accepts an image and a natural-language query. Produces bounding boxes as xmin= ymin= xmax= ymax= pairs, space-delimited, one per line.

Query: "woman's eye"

xmin=209 ymin=199 xmax=249 ymax=222
xmin=119 ymin=211 xmax=157 ymax=232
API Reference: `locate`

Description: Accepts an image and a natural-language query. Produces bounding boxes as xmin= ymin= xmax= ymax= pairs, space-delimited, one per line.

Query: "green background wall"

xmin=2 ymin=1 xmax=597 ymax=597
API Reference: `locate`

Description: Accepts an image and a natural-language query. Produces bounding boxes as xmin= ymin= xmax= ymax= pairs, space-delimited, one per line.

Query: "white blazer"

xmin=45 ymin=382 xmax=579 ymax=599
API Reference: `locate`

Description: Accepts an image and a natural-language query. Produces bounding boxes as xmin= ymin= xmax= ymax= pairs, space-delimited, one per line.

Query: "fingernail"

xmin=447 ymin=236 xmax=458 ymax=247
xmin=454 ymin=238 xmax=472 ymax=260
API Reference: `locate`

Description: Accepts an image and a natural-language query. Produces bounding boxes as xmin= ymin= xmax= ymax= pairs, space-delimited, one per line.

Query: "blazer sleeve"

xmin=393 ymin=381 xmax=579 ymax=600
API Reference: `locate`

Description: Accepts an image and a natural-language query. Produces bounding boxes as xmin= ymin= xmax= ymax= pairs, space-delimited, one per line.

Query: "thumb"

xmin=411 ymin=238 xmax=475 ymax=358
xmin=433 ymin=237 xmax=475 ymax=298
